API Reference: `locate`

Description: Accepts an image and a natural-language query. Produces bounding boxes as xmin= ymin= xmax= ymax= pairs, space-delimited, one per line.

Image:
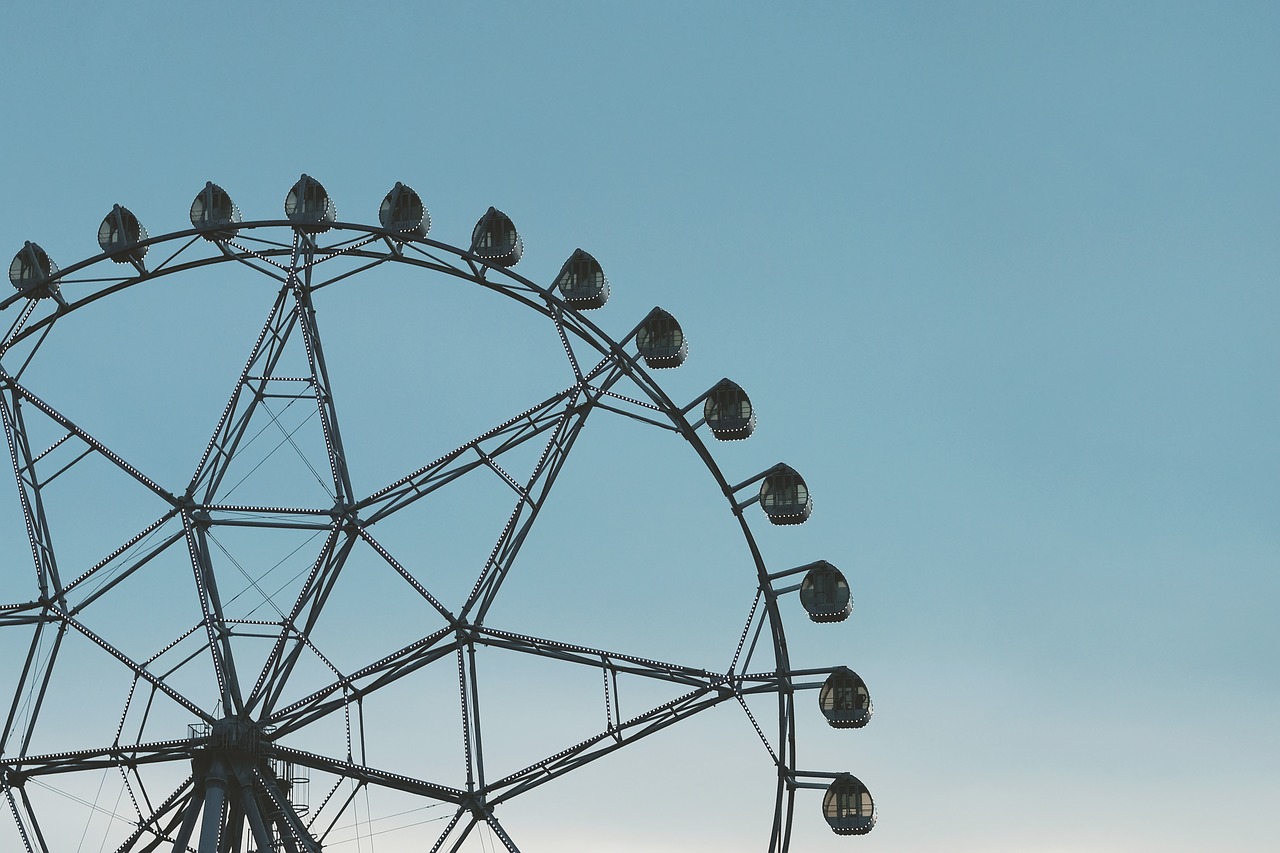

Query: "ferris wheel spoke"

xmin=106 ymin=776 xmax=195 ymax=853
xmin=2 ymin=778 xmax=46 ymax=853
xmin=216 ymin=241 xmax=293 ymax=282
xmin=0 ymin=601 xmax=49 ymax=628
xmin=265 ymin=626 xmax=459 ymax=735
xmin=548 ymin=305 xmax=586 ymax=385
xmin=293 ymin=235 xmax=393 ymax=285
xmin=181 ymin=515 xmax=246 ymax=717
xmin=1 ymin=379 xmax=176 ymax=606
xmin=187 ymin=285 xmax=319 ymax=504
xmin=473 ymin=627 xmax=724 ymax=691
xmin=290 ymin=240 xmax=355 ymax=507
xmin=301 ymin=253 xmax=396 ymax=293
xmin=426 ymin=807 xmax=471 ymax=853
xmin=548 ymin=353 xmax=684 ymax=439
xmin=563 ymin=350 xmax=672 ymax=423
xmin=484 ymin=683 xmax=735 ymax=807
xmin=53 ymin=513 xmax=185 ymax=614
xmin=482 ymin=809 xmax=521 ymax=853
xmin=1 ymin=617 xmax=66 ymax=758
xmin=462 ymin=394 xmax=593 ymax=625
xmin=456 ymin=646 xmax=485 ymax=794
xmin=244 ymin=525 xmax=352 ymax=718
xmin=1 ymin=387 xmax=67 ymax=601
xmin=725 ymin=674 xmax=794 ymax=768
xmin=576 ymin=354 xmax=690 ymax=433
xmin=355 ymin=385 xmax=582 ymax=525
xmin=352 ymin=527 xmax=456 ymax=623
xmin=581 ymin=376 xmax=685 ymax=431
xmin=1 ymin=751 xmax=197 ymax=850
xmin=0 ymin=371 xmax=178 ymax=508
xmin=0 ymin=737 xmax=199 ymax=783
xmin=0 ymin=298 xmax=39 ymax=362
xmin=49 ymin=605 xmax=211 ymax=723
xmin=269 ymin=744 xmax=467 ymax=806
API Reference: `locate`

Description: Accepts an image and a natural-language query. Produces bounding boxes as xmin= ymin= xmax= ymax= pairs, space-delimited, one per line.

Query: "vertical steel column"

xmin=197 ymin=760 xmax=229 ymax=853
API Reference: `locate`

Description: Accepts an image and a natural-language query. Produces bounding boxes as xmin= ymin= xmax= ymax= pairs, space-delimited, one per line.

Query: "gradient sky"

xmin=0 ymin=3 xmax=1277 ymax=851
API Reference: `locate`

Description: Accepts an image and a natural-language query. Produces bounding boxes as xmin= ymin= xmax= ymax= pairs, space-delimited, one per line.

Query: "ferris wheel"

xmin=0 ymin=176 xmax=875 ymax=852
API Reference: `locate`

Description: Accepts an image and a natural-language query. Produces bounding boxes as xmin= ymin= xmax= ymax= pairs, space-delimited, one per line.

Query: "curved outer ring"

xmin=1 ymin=219 xmax=802 ymax=850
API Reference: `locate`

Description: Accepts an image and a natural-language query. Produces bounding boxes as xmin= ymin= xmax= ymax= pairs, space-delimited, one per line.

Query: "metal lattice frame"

xmin=0 ymin=187 xmax=871 ymax=852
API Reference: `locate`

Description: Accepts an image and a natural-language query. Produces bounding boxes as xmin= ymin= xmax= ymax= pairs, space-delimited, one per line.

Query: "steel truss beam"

xmin=473 ymin=627 xmax=722 ymax=689
xmin=484 ymin=681 xmax=736 ymax=806
xmin=354 ymin=386 xmax=582 ymax=525
xmin=266 ymin=626 xmax=459 ymax=735
xmin=269 ymin=745 xmax=465 ymax=805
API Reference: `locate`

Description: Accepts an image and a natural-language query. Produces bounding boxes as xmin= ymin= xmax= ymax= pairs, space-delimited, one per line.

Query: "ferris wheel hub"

xmin=202 ymin=716 xmax=268 ymax=758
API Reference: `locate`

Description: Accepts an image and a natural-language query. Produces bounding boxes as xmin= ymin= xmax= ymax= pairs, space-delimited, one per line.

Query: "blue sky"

xmin=0 ymin=2 xmax=1277 ymax=851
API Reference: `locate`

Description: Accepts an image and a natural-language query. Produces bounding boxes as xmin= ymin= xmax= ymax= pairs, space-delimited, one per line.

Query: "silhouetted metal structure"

xmin=0 ymin=176 xmax=875 ymax=851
